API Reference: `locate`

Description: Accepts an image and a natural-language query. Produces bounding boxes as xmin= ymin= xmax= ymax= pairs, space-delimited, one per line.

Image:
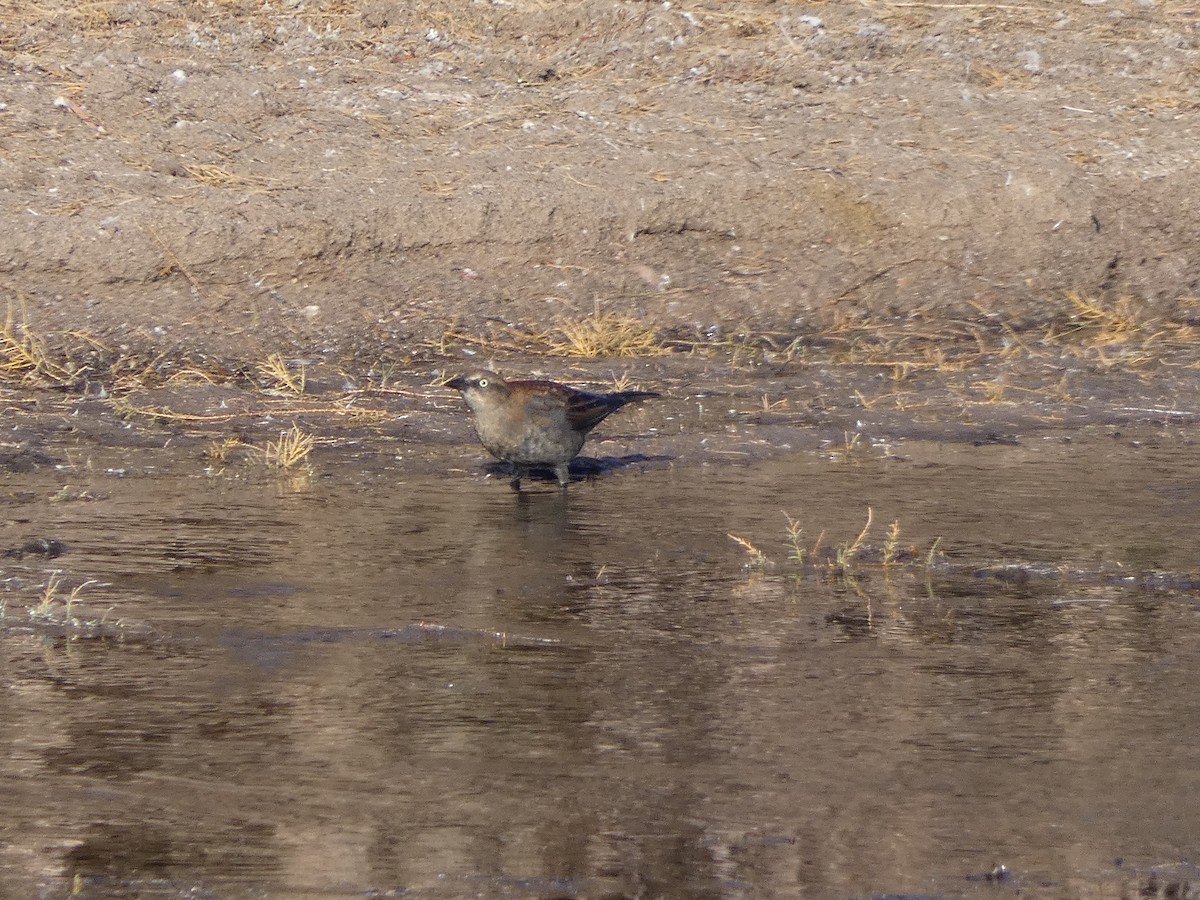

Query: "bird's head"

xmin=447 ymin=370 xmax=511 ymax=407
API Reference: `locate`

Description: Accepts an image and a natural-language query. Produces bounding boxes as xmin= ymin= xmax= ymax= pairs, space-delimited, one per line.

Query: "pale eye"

xmin=478 ymin=378 xmax=489 ymax=388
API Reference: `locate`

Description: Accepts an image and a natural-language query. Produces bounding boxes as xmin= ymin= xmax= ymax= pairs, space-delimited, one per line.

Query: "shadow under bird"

xmin=447 ymin=369 xmax=660 ymax=490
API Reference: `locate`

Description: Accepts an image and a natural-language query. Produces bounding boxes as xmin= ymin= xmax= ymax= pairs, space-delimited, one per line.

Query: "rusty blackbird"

xmin=447 ymin=369 xmax=659 ymax=490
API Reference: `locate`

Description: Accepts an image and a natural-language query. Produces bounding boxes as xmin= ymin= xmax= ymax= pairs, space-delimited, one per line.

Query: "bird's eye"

xmin=478 ymin=378 xmax=489 ymax=388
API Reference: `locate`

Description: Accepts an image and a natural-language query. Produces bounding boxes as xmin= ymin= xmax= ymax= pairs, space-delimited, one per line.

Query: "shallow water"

xmin=1 ymin=424 xmax=1199 ymax=899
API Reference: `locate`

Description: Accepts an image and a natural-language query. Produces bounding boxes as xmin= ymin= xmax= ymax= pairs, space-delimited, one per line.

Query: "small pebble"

xmin=1017 ymin=49 xmax=1043 ymax=74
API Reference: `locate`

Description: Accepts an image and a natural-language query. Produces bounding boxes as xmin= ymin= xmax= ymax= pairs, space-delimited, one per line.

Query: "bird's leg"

xmin=509 ymin=465 xmax=526 ymax=492
xmin=554 ymin=463 xmax=570 ymax=488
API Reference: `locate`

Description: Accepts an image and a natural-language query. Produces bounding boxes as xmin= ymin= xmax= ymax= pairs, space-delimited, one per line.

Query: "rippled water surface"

xmin=2 ymin=425 xmax=1198 ymax=898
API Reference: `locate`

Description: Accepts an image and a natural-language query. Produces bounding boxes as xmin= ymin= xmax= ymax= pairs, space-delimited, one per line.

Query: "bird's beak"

xmin=446 ymin=376 xmax=469 ymax=391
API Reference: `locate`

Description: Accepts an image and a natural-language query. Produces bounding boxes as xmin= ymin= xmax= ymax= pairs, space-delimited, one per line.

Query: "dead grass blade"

xmin=549 ymin=309 xmax=667 ymax=358
xmin=257 ymin=353 xmax=306 ymax=395
xmin=0 ymin=303 xmax=75 ymax=386
xmin=260 ymin=425 xmax=315 ymax=470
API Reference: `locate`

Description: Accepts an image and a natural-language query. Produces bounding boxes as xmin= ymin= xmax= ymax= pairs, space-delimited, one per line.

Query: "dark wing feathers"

xmin=506 ymin=379 xmax=658 ymax=433
xmin=567 ymin=389 xmax=659 ymax=433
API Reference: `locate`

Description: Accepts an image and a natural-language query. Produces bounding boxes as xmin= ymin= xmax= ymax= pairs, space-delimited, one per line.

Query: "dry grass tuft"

xmin=1034 ymin=292 xmax=1196 ymax=369
xmin=257 ymin=353 xmax=306 ymax=395
xmin=0 ymin=304 xmax=75 ymax=386
xmin=549 ymin=309 xmax=667 ymax=358
xmin=1064 ymin=292 xmax=1144 ymax=342
xmin=831 ymin=507 xmax=874 ymax=575
xmin=203 ymin=437 xmax=249 ymax=464
xmin=823 ymin=431 xmax=870 ymax=462
xmin=430 ymin=308 xmax=669 ymax=359
xmin=426 ymin=292 xmax=1199 ymax=371
xmin=260 ymin=424 xmax=315 ymax=470
xmin=183 ymin=164 xmax=280 ymax=191
xmin=969 ymin=63 xmax=1015 ymax=88
xmin=0 ymin=571 xmax=149 ymax=641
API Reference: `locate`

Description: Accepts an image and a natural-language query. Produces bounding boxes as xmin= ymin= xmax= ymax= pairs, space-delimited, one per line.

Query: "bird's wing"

xmin=565 ymin=391 xmax=631 ymax=432
xmin=506 ymin=381 xmax=573 ymax=428
xmin=509 ymin=380 xmax=656 ymax=433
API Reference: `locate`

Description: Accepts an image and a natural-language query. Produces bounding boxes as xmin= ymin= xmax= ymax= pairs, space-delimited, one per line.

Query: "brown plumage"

xmin=447 ymin=370 xmax=659 ymax=490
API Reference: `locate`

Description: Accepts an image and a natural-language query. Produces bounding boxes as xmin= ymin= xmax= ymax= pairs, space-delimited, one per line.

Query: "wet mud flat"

xmin=2 ymin=352 xmax=1200 ymax=898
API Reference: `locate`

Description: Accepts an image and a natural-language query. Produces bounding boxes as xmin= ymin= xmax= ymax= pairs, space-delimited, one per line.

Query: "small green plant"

xmin=778 ymin=510 xmax=942 ymax=582
xmin=366 ymin=358 xmax=406 ymax=391
xmin=30 ymin=573 xmax=96 ymax=623
xmin=882 ymin=519 xmax=902 ymax=566
xmin=783 ymin=513 xmax=807 ymax=564
xmin=925 ymin=536 xmax=943 ymax=569
xmin=831 ymin=507 xmax=873 ymax=574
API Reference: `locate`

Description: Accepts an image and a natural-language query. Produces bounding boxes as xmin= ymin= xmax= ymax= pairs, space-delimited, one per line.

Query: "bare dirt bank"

xmin=2 ymin=1 xmax=1199 ymax=366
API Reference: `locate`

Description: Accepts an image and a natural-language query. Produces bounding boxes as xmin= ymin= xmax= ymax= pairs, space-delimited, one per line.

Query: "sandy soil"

xmin=1 ymin=0 xmax=1198 ymax=368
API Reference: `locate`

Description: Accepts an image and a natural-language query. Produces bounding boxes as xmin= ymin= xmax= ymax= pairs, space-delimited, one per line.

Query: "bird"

xmin=446 ymin=369 xmax=659 ymax=490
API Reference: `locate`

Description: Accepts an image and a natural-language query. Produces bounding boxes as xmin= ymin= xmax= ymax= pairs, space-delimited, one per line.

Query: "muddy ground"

xmin=1 ymin=0 xmax=1198 ymax=371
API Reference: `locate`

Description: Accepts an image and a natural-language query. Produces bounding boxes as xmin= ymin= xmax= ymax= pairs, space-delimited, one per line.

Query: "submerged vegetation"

xmin=0 ymin=573 xmax=152 ymax=642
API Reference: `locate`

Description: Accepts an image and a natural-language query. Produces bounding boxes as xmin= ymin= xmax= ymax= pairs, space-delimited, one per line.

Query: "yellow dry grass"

xmin=432 ymin=307 xmax=668 ymax=359
xmin=183 ymin=164 xmax=281 ymax=192
xmin=549 ymin=310 xmax=667 ymax=358
xmin=728 ymin=533 xmax=769 ymax=568
xmin=30 ymin=572 xmax=96 ymax=622
xmin=1064 ymin=292 xmax=1143 ymax=341
xmin=202 ymin=437 xmax=249 ymax=464
xmin=260 ymin=424 xmax=315 ymax=470
xmin=257 ymin=353 xmax=306 ymax=395
xmin=0 ymin=304 xmax=74 ymax=386
xmin=832 ymin=507 xmax=874 ymax=574
xmin=428 ymin=289 xmax=1200 ymax=377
